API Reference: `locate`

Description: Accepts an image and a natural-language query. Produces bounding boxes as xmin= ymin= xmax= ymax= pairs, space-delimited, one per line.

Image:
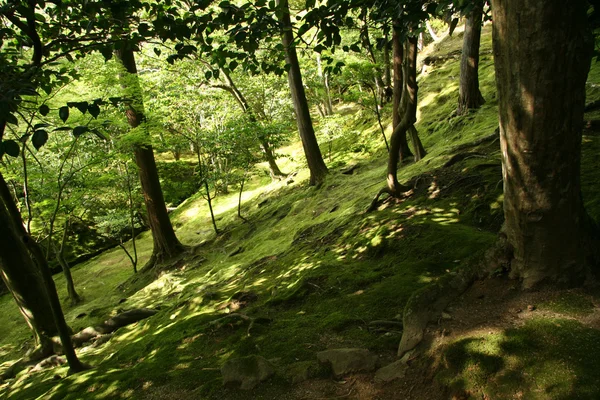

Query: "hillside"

xmin=1 ymin=23 xmax=600 ymax=400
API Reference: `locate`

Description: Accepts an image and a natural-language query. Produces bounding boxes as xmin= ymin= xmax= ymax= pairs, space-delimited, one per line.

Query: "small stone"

xmin=527 ymin=305 xmax=536 ymax=311
xmin=221 ymin=355 xmax=275 ymax=390
xmin=317 ymin=348 xmax=378 ymax=377
xmin=375 ymin=360 xmax=407 ymax=383
xmin=441 ymin=312 xmax=452 ymax=320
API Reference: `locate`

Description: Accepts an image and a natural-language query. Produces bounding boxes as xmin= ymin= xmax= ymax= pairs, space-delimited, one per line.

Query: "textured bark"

xmin=115 ymin=47 xmax=184 ymax=266
xmin=387 ymin=37 xmax=420 ymax=195
xmin=0 ymin=182 xmax=85 ymax=372
xmin=0 ymin=173 xmax=57 ymax=349
xmin=491 ymin=0 xmax=598 ymax=287
xmin=457 ymin=0 xmax=485 ymax=115
xmin=277 ymin=0 xmax=328 ymax=186
xmin=392 ymin=24 xmax=412 ymax=162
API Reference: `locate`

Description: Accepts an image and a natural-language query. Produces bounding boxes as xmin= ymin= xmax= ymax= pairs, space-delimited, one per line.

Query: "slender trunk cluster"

xmin=115 ymin=47 xmax=185 ymax=267
xmin=392 ymin=24 xmax=412 ymax=162
xmin=457 ymin=0 xmax=485 ymax=115
xmin=491 ymin=0 xmax=598 ymax=287
xmin=277 ymin=0 xmax=328 ymax=186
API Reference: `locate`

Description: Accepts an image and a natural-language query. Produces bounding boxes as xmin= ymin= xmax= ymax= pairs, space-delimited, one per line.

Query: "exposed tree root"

xmin=445 ymin=129 xmax=499 ymax=154
xmin=443 ymin=151 xmax=488 ymax=168
xmin=205 ymin=313 xmax=271 ymax=337
xmin=71 ymin=308 xmax=158 ymax=348
xmin=367 ymin=184 xmax=412 ymax=213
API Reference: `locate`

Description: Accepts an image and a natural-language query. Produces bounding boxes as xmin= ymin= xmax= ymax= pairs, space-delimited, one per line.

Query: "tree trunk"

xmin=219 ymin=70 xmax=286 ymax=178
xmin=277 ymin=0 xmax=328 ymax=186
xmin=383 ymin=26 xmax=392 ymax=89
xmin=56 ymin=218 xmax=81 ymax=305
xmin=491 ymin=0 xmax=598 ymax=287
xmin=115 ymin=47 xmax=184 ymax=267
xmin=0 ymin=173 xmax=57 ymax=351
xmin=386 ymin=36 xmax=420 ymax=195
xmin=457 ymin=0 xmax=485 ymax=115
xmin=392 ymin=24 xmax=413 ymax=162
xmin=0 ymin=183 xmax=86 ymax=372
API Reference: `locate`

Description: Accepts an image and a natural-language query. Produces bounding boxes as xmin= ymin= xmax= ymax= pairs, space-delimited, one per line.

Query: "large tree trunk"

xmin=491 ymin=0 xmax=598 ymax=287
xmin=115 ymin=47 xmax=184 ymax=267
xmin=457 ymin=0 xmax=485 ymax=115
xmin=392 ymin=24 xmax=413 ymax=162
xmin=0 ymin=173 xmax=57 ymax=351
xmin=277 ymin=0 xmax=328 ymax=186
xmin=0 ymin=176 xmax=86 ymax=372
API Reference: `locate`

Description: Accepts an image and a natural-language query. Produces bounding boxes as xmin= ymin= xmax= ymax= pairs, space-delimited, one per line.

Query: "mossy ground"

xmin=1 ymin=24 xmax=600 ymax=400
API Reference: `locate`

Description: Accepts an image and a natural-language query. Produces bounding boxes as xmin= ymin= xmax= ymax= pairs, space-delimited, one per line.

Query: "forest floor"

xmin=2 ymin=24 xmax=600 ymax=400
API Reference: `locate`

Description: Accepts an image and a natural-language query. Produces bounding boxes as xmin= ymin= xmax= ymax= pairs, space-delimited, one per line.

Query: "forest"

xmin=1 ymin=0 xmax=600 ymax=399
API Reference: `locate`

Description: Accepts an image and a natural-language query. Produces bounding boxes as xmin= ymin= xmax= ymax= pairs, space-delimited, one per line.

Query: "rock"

xmin=441 ymin=312 xmax=452 ymax=320
xmin=317 ymin=348 xmax=378 ymax=377
xmin=527 ymin=304 xmax=536 ymax=311
xmin=285 ymin=361 xmax=319 ymax=384
xmin=221 ymin=355 xmax=275 ymax=390
xmin=375 ymin=360 xmax=407 ymax=383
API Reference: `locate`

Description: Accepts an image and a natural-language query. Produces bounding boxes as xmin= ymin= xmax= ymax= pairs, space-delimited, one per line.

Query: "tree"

xmin=114 ymin=45 xmax=185 ymax=267
xmin=392 ymin=23 xmax=413 ymax=162
xmin=491 ymin=0 xmax=599 ymax=287
xmin=457 ymin=0 xmax=485 ymax=115
xmin=277 ymin=0 xmax=329 ymax=186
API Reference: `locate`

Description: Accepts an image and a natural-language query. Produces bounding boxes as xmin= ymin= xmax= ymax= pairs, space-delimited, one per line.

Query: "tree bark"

xmin=56 ymin=218 xmax=81 ymax=305
xmin=115 ymin=47 xmax=185 ymax=267
xmin=457 ymin=0 xmax=485 ymax=115
xmin=491 ymin=0 xmax=598 ymax=287
xmin=0 ymin=178 xmax=86 ymax=372
xmin=0 ymin=173 xmax=57 ymax=350
xmin=392 ymin=24 xmax=413 ymax=162
xmin=387 ymin=36 xmax=420 ymax=195
xmin=383 ymin=26 xmax=392 ymax=89
xmin=277 ymin=0 xmax=328 ymax=186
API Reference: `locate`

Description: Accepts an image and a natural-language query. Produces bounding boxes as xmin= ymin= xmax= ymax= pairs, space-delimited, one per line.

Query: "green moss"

xmin=437 ymin=318 xmax=600 ymax=399
xmin=539 ymin=291 xmax=596 ymax=316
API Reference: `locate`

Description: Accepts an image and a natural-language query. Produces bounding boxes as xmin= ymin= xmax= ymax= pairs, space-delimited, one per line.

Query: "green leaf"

xmin=32 ymin=130 xmax=48 ymax=150
xmin=53 ymin=126 xmax=72 ymax=132
xmin=229 ymin=60 xmax=239 ymax=71
xmin=73 ymin=126 xmax=88 ymax=137
xmin=154 ymin=47 xmax=162 ymax=56
xmin=2 ymin=140 xmax=20 ymax=157
xmin=59 ymin=106 xmax=69 ymax=122
xmin=88 ymin=103 xmax=100 ymax=118
xmin=205 ymin=70 xmax=212 ymax=80
xmin=75 ymin=102 xmax=88 ymax=114
xmin=5 ymin=113 xmax=18 ymax=126
xmin=39 ymin=104 xmax=50 ymax=116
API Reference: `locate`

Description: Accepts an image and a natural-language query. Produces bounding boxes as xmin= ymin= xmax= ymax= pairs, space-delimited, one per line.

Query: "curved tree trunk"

xmin=277 ymin=0 xmax=328 ymax=186
xmin=115 ymin=47 xmax=185 ymax=267
xmin=491 ymin=0 xmax=598 ymax=287
xmin=457 ymin=0 xmax=485 ymax=115
xmin=0 ymin=176 xmax=85 ymax=372
xmin=392 ymin=23 xmax=413 ymax=162
xmin=387 ymin=36 xmax=420 ymax=195
xmin=0 ymin=173 xmax=57 ymax=351
xmin=218 ymin=70 xmax=286 ymax=178
xmin=56 ymin=218 xmax=81 ymax=305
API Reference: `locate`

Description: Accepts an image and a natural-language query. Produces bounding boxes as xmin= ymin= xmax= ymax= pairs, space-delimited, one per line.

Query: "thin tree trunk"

xmin=386 ymin=36 xmax=420 ymax=195
xmin=56 ymin=218 xmax=81 ymax=305
xmin=457 ymin=0 xmax=485 ymax=115
xmin=277 ymin=0 xmax=328 ymax=186
xmin=491 ymin=0 xmax=598 ymax=287
xmin=204 ymin=179 xmax=219 ymax=235
xmin=426 ymin=20 xmax=440 ymax=42
xmin=383 ymin=26 xmax=392 ymax=89
xmin=115 ymin=47 xmax=184 ymax=268
xmin=393 ymin=24 xmax=413 ymax=162
xmin=218 ymin=70 xmax=286 ymax=178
